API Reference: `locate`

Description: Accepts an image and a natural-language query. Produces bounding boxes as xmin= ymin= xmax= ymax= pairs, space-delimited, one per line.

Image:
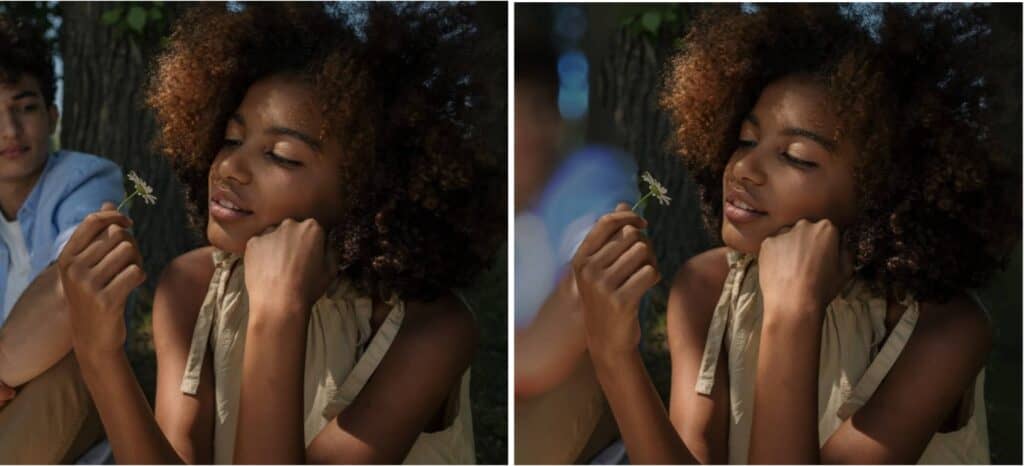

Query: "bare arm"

xmin=303 ymin=294 xmax=478 ymax=464
xmin=514 ymin=273 xmax=588 ymax=399
xmin=0 ymin=264 xmax=73 ymax=387
xmin=817 ymin=296 xmax=991 ymax=463
xmin=79 ymin=246 xmax=218 ymax=464
xmin=590 ymin=247 xmax=731 ymax=465
xmin=748 ymin=220 xmax=991 ymax=463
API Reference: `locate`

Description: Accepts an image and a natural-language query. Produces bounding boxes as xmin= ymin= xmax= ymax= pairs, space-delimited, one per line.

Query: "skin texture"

xmin=577 ymin=76 xmax=992 ymax=464
xmin=62 ymin=74 xmax=477 ymax=464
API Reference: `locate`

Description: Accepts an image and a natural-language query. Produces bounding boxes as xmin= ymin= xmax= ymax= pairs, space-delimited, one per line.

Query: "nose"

xmin=727 ymin=146 xmax=766 ymax=187
xmin=211 ymin=145 xmax=252 ymax=186
xmin=0 ymin=108 xmax=23 ymax=141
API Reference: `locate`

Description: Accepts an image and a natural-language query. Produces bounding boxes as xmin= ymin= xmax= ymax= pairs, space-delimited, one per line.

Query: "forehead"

xmin=749 ymin=75 xmax=839 ymax=135
xmin=0 ymin=74 xmax=43 ymax=101
xmin=233 ymin=75 xmax=323 ymax=132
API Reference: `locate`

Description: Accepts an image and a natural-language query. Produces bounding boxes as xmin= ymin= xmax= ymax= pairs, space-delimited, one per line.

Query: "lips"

xmin=209 ymin=188 xmax=253 ymax=221
xmin=724 ymin=190 xmax=767 ymax=224
xmin=0 ymin=146 xmax=29 ymax=158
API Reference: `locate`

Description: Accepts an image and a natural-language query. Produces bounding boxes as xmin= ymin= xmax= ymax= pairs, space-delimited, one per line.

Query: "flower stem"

xmin=632 ymin=192 xmax=653 ymax=212
xmin=117 ymin=191 xmax=138 ymax=213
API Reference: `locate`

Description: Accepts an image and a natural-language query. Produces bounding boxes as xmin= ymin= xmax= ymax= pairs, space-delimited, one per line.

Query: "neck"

xmin=0 ymin=169 xmax=44 ymax=221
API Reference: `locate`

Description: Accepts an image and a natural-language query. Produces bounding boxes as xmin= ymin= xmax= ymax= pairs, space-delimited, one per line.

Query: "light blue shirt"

xmin=514 ymin=145 xmax=639 ymax=328
xmin=0 ymin=150 xmax=124 ymax=317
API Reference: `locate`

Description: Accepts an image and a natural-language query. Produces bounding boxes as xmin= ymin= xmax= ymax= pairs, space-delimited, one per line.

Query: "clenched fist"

xmin=243 ymin=218 xmax=333 ymax=321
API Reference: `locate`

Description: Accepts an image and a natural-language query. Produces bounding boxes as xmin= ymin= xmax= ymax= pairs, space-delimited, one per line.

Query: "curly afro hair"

xmin=147 ymin=3 xmax=505 ymax=301
xmin=662 ymin=4 xmax=1021 ymax=302
xmin=0 ymin=13 xmax=56 ymax=106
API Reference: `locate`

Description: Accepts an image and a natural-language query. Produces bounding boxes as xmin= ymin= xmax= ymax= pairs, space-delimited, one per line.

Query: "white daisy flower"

xmin=633 ymin=171 xmax=672 ymax=212
xmin=118 ymin=171 xmax=158 ymax=212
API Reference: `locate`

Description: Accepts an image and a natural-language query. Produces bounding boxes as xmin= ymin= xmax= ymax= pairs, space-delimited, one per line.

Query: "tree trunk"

xmin=593 ymin=5 xmax=716 ymax=398
xmin=59 ymin=3 xmax=199 ymax=300
xmin=58 ymin=2 xmax=198 ymax=401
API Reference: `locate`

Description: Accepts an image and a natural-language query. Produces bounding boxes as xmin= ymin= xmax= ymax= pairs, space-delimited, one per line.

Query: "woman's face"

xmin=207 ymin=74 xmax=345 ymax=254
xmin=721 ymin=74 xmax=858 ymax=254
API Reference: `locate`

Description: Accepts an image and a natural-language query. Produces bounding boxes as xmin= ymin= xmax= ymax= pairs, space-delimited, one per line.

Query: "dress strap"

xmin=180 ymin=251 xmax=237 ymax=395
xmin=695 ymin=252 xmax=751 ymax=395
xmin=836 ymin=298 xmax=920 ymax=419
xmin=332 ymin=299 xmax=407 ymax=406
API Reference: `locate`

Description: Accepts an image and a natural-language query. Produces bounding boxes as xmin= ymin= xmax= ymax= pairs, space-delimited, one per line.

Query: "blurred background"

xmin=0 ymin=2 xmax=507 ymax=463
xmin=515 ymin=3 xmax=1020 ymax=464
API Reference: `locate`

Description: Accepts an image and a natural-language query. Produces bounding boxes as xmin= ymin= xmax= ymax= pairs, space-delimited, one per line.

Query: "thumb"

xmin=100 ymin=202 xmax=117 ymax=212
xmin=615 ymin=202 xmax=631 ymax=212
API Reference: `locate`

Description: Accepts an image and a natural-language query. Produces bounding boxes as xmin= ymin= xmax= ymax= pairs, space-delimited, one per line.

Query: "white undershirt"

xmin=0 ymin=215 xmax=31 ymax=323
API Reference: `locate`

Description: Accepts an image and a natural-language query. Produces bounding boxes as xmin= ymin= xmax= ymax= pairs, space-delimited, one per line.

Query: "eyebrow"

xmin=230 ymin=113 xmax=322 ymax=152
xmin=744 ymin=114 xmax=838 ymax=153
xmin=12 ymin=90 xmax=40 ymax=101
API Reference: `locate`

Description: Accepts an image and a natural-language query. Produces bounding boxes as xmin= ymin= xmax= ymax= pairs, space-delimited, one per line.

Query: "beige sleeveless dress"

xmin=696 ymin=251 xmax=989 ymax=464
xmin=179 ymin=250 xmax=476 ymax=464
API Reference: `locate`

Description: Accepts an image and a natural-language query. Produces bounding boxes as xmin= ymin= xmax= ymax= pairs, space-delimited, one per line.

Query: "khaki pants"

xmin=0 ymin=353 xmax=104 ymax=464
xmin=515 ymin=357 xmax=619 ymax=464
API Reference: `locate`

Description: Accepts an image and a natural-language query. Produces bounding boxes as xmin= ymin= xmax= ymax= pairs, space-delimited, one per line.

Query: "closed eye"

xmin=265 ymin=151 xmax=303 ymax=167
xmin=780 ymin=152 xmax=817 ymax=168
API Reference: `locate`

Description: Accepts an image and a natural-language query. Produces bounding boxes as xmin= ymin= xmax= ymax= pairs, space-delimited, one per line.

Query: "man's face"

xmin=0 ymin=74 xmax=57 ymax=186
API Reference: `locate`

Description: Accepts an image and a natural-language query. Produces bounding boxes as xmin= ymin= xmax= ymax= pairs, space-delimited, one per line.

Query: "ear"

xmin=47 ymin=104 xmax=59 ymax=134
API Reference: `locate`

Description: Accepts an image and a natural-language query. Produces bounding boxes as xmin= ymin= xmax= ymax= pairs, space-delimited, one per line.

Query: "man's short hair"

xmin=0 ymin=15 xmax=56 ymax=106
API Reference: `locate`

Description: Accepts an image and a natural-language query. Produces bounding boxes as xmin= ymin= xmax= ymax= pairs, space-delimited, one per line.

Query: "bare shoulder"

xmin=667 ymin=247 xmax=732 ymax=322
xmin=401 ymin=290 xmax=477 ymax=358
xmin=153 ymin=247 xmax=218 ymax=339
xmin=400 ymin=292 xmax=479 ymax=367
xmin=911 ymin=293 xmax=993 ymax=368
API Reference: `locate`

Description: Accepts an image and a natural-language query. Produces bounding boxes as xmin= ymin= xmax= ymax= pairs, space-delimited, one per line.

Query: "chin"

xmin=206 ymin=221 xmax=249 ymax=255
xmin=721 ymin=222 xmax=763 ymax=254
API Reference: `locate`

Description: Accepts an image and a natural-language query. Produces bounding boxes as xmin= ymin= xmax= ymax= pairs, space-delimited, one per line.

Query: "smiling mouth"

xmin=725 ymin=198 xmax=766 ymax=214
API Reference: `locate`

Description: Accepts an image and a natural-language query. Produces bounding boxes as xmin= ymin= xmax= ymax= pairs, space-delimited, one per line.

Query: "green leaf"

xmin=641 ymin=11 xmax=661 ymax=35
xmin=100 ymin=6 xmax=123 ymax=25
xmin=126 ymin=6 xmax=147 ymax=33
xmin=148 ymin=7 xmax=163 ymax=21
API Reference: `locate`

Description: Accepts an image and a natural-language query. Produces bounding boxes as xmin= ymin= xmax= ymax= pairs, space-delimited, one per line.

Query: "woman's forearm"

xmin=591 ymin=348 xmax=697 ymax=464
xmin=233 ymin=306 xmax=308 ymax=464
xmin=748 ymin=306 xmax=824 ymax=464
xmin=78 ymin=349 xmax=184 ymax=464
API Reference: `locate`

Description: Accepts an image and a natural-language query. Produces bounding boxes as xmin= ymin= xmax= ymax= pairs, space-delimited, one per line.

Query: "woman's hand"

xmin=757 ymin=218 xmax=853 ymax=317
xmin=243 ymin=218 xmax=332 ymax=321
xmin=571 ymin=203 xmax=660 ymax=362
xmin=57 ymin=203 xmax=145 ymax=362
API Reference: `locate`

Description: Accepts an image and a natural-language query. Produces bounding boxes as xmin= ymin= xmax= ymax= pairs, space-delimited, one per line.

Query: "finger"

xmin=618 ymin=264 xmax=660 ymax=307
xmin=103 ymin=264 xmax=146 ymax=302
xmin=62 ymin=212 xmax=132 ymax=258
xmin=589 ymin=224 xmax=646 ymax=268
xmin=606 ymin=240 xmax=655 ymax=288
xmin=0 ymin=384 xmax=15 ymax=400
xmin=75 ymin=225 xmax=134 ymax=269
xmin=614 ymin=202 xmax=631 ymax=212
xmin=100 ymin=202 xmax=117 ymax=212
xmin=575 ymin=211 xmax=648 ymax=260
xmin=92 ymin=240 xmax=143 ymax=288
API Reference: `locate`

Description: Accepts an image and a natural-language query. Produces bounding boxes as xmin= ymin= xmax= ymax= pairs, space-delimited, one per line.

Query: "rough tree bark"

xmin=593 ymin=5 xmax=717 ymax=398
xmin=59 ymin=3 xmax=199 ymax=302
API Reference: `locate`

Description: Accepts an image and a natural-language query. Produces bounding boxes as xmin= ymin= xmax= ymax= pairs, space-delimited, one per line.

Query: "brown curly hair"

xmin=0 ymin=14 xmax=56 ymax=105
xmin=662 ymin=4 xmax=1021 ymax=302
xmin=147 ymin=3 xmax=505 ymax=301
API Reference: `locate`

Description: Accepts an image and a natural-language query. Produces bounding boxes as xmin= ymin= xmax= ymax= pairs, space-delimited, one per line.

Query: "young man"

xmin=0 ymin=15 xmax=124 ymax=462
